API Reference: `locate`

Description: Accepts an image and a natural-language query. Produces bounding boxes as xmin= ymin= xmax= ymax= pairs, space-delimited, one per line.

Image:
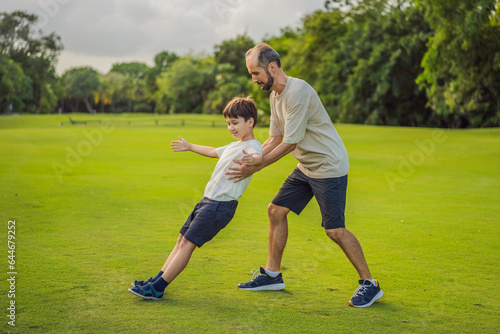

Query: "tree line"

xmin=1 ymin=0 xmax=499 ymax=128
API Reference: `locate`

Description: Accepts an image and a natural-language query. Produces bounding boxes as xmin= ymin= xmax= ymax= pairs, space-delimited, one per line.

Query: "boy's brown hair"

xmin=223 ymin=96 xmax=258 ymax=128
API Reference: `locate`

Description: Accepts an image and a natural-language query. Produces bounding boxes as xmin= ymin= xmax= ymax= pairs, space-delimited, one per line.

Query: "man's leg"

xmin=266 ymin=203 xmax=290 ymax=272
xmin=239 ymin=168 xmax=312 ymax=291
xmin=326 ymin=228 xmax=383 ymax=308
xmin=313 ymin=175 xmax=383 ymax=307
xmin=325 ymin=228 xmax=371 ymax=280
xmin=237 ymin=204 xmax=289 ymax=291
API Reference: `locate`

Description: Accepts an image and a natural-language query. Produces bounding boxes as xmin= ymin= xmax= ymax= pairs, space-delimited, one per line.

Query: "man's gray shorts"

xmin=271 ymin=168 xmax=348 ymax=230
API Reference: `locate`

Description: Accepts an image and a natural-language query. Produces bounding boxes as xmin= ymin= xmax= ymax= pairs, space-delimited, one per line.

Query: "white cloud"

xmin=0 ymin=0 xmax=326 ymax=74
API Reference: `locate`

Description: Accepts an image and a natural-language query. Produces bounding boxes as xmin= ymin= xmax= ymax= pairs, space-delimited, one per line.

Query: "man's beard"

xmin=261 ymin=70 xmax=274 ymax=91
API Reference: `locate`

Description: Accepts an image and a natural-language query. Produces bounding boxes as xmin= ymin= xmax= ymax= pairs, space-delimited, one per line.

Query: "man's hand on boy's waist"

xmin=226 ymin=162 xmax=260 ymax=183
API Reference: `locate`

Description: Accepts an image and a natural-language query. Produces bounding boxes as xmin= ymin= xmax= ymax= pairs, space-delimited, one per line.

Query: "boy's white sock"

xmin=368 ymin=278 xmax=376 ymax=286
xmin=265 ymin=268 xmax=280 ymax=277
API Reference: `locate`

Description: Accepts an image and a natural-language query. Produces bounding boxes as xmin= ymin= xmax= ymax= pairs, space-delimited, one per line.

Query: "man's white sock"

xmin=265 ymin=268 xmax=280 ymax=277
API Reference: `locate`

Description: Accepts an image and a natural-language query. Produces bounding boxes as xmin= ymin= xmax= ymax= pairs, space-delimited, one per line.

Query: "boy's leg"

xmin=128 ymin=236 xmax=197 ymax=300
xmin=161 ymin=236 xmax=197 ymax=284
xmin=131 ymin=234 xmax=183 ymax=288
xmin=161 ymin=234 xmax=184 ymax=273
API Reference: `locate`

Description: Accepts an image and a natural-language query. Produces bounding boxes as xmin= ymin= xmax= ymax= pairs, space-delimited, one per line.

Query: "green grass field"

xmin=1 ymin=114 xmax=499 ymax=333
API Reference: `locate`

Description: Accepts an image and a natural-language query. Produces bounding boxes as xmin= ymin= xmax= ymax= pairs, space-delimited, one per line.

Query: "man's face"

xmin=246 ymin=54 xmax=274 ymax=91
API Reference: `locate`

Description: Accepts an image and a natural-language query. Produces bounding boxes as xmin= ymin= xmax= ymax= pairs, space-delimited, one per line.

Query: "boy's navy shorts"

xmin=272 ymin=168 xmax=348 ymax=230
xmin=180 ymin=197 xmax=238 ymax=247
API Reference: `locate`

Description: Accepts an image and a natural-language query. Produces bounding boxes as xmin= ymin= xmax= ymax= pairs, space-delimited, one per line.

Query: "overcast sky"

xmin=1 ymin=0 xmax=326 ymax=74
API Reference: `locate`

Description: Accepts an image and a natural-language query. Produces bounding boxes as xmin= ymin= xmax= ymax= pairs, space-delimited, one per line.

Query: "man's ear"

xmin=268 ymin=62 xmax=277 ymax=74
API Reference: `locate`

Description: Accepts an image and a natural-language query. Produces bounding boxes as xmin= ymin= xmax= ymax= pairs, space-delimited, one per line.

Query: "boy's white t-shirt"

xmin=204 ymin=139 xmax=262 ymax=202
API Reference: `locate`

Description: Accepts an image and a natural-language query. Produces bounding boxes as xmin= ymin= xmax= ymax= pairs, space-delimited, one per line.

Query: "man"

xmin=228 ymin=43 xmax=383 ymax=307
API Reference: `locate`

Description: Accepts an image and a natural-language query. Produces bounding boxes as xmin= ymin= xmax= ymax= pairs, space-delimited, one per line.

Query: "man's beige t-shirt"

xmin=269 ymin=77 xmax=349 ymax=179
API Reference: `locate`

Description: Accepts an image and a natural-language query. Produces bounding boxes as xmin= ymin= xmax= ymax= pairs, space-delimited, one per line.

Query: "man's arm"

xmin=261 ymin=135 xmax=283 ymax=157
xmin=170 ymin=136 xmax=218 ymax=158
xmin=226 ymin=135 xmax=296 ymax=182
xmin=261 ymin=141 xmax=296 ymax=168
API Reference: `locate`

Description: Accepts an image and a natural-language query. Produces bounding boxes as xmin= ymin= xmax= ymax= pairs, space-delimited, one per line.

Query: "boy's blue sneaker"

xmin=238 ymin=267 xmax=286 ymax=291
xmin=348 ymin=279 xmax=383 ymax=307
xmin=128 ymin=282 xmax=164 ymax=300
xmin=131 ymin=277 xmax=154 ymax=288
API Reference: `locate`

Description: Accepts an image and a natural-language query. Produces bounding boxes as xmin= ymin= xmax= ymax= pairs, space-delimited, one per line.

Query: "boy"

xmin=128 ymin=96 xmax=262 ymax=300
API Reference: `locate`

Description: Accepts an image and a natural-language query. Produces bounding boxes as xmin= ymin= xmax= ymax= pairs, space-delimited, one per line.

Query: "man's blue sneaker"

xmin=131 ymin=277 xmax=154 ymax=288
xmin=128 ymin=282 xmax=164 ymax=300
xmin=238 ymin=267 xmax=286 ymax=291
xmin=348 ymin=279 xmax=383 ymax=307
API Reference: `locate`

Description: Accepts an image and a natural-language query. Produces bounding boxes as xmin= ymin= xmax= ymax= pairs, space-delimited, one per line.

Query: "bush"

xmin=133 ymin=103 xmax=152 ymax=113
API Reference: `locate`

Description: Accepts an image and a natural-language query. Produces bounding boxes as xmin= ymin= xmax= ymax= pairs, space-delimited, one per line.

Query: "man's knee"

xmin=267 ymin=203 xmax=289 ymax=223
xmin=325 ymin=227 xmax=347 ymax=243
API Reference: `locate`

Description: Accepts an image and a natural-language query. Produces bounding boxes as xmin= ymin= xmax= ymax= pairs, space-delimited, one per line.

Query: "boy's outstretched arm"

xmin=171 ymin=136 xmax=218 ymax=158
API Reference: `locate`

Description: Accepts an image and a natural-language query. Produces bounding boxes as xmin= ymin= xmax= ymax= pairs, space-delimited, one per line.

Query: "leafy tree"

xmin=108 ymin=62 xmax=158 ymax=112
xmin=62 ymin=67 xmax=100 ymax=113
xmin=0 ymin=11 xmax=63 ymax=113
xmin=308 ymin=1 xmax=433 ymax=126
xmin=214 ymin=33 xmax=255 ymax=77
xmin=287 ymin=9 xmax=347 ymax=84
xmin=204 ymin=63 xmax=253 ymax=114
xmin=154 ymin=51 xmax=179 ymax=71
xmin=415 ymin=0 xmax=500 ymax=127
xmin=0 ymin=51 xmax=31 ymax=113
xmin=96 ymin=72 xmax=127 ymax=113
xmin=145 ymin=51 xmax=179 ymax=93
xmin=110 ymin=61 xmax=150 ymax=79
xmin=154 ymin=57 xmax=216 ymax=114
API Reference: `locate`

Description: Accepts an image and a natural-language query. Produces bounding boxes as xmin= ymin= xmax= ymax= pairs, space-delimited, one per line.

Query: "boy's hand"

xmin=240 ymin=150 xmax=262 ymax=167
xmin=171 ymin=136 xmax=190 ymax=152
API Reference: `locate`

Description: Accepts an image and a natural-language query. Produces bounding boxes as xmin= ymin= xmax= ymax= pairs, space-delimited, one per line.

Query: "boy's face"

xmin=226 ymin=116 xmax=254 ymax=141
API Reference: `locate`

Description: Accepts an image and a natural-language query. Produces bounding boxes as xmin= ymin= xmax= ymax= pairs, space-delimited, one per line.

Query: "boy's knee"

xmin=179 ymin=236 xmax=196 ymax=249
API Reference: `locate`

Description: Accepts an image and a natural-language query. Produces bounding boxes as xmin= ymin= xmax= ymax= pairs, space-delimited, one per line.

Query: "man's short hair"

xmin=223 ymin=96 xmax=258 ymax=128
xmin=245 ymin=43 xmax=281 ymax=69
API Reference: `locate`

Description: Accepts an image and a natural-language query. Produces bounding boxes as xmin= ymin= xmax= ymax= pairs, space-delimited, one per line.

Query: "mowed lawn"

xmin=0 ymin=114 xmax=499 ymax=333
